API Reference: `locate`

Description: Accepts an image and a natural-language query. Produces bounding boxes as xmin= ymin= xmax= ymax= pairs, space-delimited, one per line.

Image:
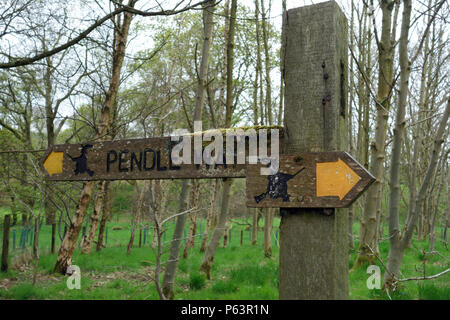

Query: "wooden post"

xmin=51 ymin=224 xmax=56 ymax=254
xmin=1 ymin=215 xmax=11 ymax=272
xmin=33 ymin=216 xmax=40 ymax=259
xmin=280 ymin=2 xmax=348 ymax=299
xmin=240 ymin=230 xmax=243 ymax=246
xmin=12 ymin=229 xmax=16 ymax=250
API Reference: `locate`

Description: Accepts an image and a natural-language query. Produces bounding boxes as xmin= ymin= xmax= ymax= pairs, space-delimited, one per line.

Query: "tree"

xmin=162 ymin=0 xmax=217 ymax=299
xmin=54 ymin=0 xmax=136 ymax=274
xmin=199 ymin=0 xmax=237 ymax=279
xmin=355 ymin=0 xmax=397 ymax=266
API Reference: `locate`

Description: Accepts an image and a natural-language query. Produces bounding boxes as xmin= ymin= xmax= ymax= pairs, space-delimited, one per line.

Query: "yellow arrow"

xmin=316 ymin=158 xmax=361 ymax=200
xmin=43 ymin=151 xmax=64 ymax=176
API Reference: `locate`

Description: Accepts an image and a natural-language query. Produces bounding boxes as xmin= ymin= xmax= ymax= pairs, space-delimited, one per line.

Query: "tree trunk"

xmin=200 ymin=0 xmax=236 ymax=279
xmin=96 ymin=182 xmax=111 ymax=251
xmin=33 ymin=216 xmax=40 ymax=260
xmin=355 ymin=0 xmax=395 ymax=267
xmin=384 ymin=0 xmax=412 ymax=289
xmin=385 ymin=99 xmax=449 ymax=288
xmin=162 ymin=180 xmax=189 ymax=299
xmin=200 ymin=178 xmax=232 ymax=279
xmin=10 ymin=197 xmax=18 ymax=226
xmin=53 ymin=3 xmax=134 ymax=274
xmin=54 ymin=181 xmax=94 ymax=274
xmin=260 ymin=0 xmax=272 ymax=125
xmin=263 ymin=208 xmax=273 ymax=258
xmin=1 ymin=215 xmax=11 ymax=272
xmin=127 ymin=183 xmax=146 ymax=254
xmin=200 ymin=179 xmax=218 ymax=252
xmin=251 ymin=209 xmax=258 ymax=245
xmin=183 ymin=180 xmax=201 ymax=258
xmin=161 ymin=0 xmax=216 ymax=300
xmin=81 ymin=181 xmax=107 ymax=254
xmin=429 ymin=156 xmax=446 ymax=253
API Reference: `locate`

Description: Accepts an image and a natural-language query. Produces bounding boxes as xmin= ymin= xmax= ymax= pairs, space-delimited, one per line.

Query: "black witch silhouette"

xmin=67 ymin=144 xmax=94 ymax=176
xmin=254 ymin=167 xmax=305 ymax=203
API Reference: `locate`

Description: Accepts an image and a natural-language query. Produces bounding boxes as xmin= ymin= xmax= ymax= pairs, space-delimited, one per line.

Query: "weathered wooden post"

xmin=1 ymin=215 xmax=11 ymax=272
xmin=280 ymin=2 xmax=349 ymax=299
xmin=51 ymin=223 xmax=56 ymax=254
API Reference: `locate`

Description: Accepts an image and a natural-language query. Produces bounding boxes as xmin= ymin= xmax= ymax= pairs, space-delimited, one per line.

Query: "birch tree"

xmin=54 ymin=0 xmax=136 ymax=274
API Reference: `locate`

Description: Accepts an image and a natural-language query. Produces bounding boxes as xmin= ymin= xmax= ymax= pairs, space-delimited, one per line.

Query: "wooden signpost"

xmin=40 ymin=137 xmax=246 ymax=181
xmin=39 ymin=1 xmax=369 ymax=301
xmin=246 ymin=153 xmax=374 ymax=208
xmin=41 ymin=140 xmax=373 ymax=209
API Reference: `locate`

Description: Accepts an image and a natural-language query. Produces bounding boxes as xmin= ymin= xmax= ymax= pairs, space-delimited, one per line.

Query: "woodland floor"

xmin=0 ymin=214 xmax=448 ymax=300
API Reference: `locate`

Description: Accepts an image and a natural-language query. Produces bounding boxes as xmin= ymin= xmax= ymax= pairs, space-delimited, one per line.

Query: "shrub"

xmin=189 ymin=272 xmax=206 ymax=290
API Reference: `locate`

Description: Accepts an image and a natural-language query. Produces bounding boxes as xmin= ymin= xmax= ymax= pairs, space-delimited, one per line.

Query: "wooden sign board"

xmin=40 ymin=137 xmax=248 ymax=181
xmin=246 ymin=152 xmax=375 ymax=208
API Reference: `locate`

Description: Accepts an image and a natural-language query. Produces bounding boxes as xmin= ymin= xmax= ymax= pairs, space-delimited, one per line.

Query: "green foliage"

xmin=418 ymin=284 xmax=450 ymax=300
xmin=0 ymin=215 xmax=448 ymax=300
xmin=189 ymin=272 xmax=206 ymax=290
xmin=211 ymin=279 xmax=238 ymax=294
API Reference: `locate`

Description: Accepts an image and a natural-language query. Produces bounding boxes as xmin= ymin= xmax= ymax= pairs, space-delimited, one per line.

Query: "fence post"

xmin=240 ymin=230 xmax=243 ymax=246
xmin=280 ymin=2 xmax=349 ymax=299
xmin=12 ymin=229 xmax=16 ymax=251
xmin=1 ymin=215 xmax=11 ymax=272
xmin=139 ymin=229 xmax=142 ymax=248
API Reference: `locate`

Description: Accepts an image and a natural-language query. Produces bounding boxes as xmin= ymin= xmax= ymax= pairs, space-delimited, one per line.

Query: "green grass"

xmin=0 ymin=212 xmax=448 ymax=300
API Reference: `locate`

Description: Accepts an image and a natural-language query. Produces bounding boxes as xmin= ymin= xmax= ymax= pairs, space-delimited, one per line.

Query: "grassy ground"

xmin=0 ymin=213 xmax=448 ymax=300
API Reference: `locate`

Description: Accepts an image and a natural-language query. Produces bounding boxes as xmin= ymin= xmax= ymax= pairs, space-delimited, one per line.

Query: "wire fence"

xmin=1 ymin=214 xmax=280 ymax=262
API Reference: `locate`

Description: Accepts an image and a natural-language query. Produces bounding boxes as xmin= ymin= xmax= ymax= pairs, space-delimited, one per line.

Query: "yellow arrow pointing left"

xmin=43 ymin=151 xmax=64 ymax=176
xmin=316 ymin=158 xmax=361 ymax=200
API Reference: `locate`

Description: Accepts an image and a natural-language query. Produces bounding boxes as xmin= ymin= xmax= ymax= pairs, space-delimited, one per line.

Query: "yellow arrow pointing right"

xmin=43 ymin=151 xmax=64 ymax=176
xmin=316 ymin=158 xmax=361 ymax=200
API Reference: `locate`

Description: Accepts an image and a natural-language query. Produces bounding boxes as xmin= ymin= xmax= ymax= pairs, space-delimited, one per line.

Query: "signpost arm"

xmin=280 ymin=2 xmax=349 ymax=299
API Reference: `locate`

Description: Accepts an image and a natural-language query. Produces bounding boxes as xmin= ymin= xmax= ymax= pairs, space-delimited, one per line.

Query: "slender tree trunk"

xmin=162 ymin=180 xmax=189 ymax=299
xmin=10 ymin=196 xmax=18 ymax=226
xmin=222 ymin=220 xmax=231 ymax=248
xmin=385 ymin=99 xmax=449 ymax=288
xmin=263 ymin=208 xmax=273 ymax=258
xmin=251 ymin=209 xmax=258 ymax=245
xmin=278 ymin=0 xmax=286 ymax=125
xmin=127 ymin=183 xmax=146 ymax=254
xmin=200 ymin=0 xmax=237 ymax=279
xmin=384 ymin=0 xmax=412 ymax=288
xmin=161 ymin=0 xmax=216 ymax=300
xmin=200 ymin=178 xmax=232 ymax=279
xmin=96 ymin=182 xmax=111 ymax=251
xmin=260 ymin=0 xmax=272 ymax=125
xmin=54 ymin=2 xmax=135 ymax=274
xmin=54 ymin=181 xmax=94 ymax=274
xmin=200 ymin=179 xmax=218 ymax=252
xmin=429 ymin=157 xmax=446 ymax=253
xmin=183 ymin=180 xmax=200 ymax=257
xmin=33 ymin=216 xmax=40 ymax=259
xmin=355 ymin=0 xmax=395 ymax=267
xmin=1 ymin=215 xmax=11 ymax=272
xmin=82 ymin=181 xmax=107 ymax=254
